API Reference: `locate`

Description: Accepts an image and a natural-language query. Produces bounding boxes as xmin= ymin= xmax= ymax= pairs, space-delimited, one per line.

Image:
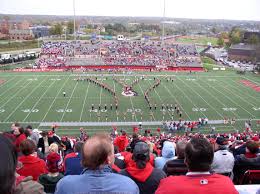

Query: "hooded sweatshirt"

xmin=17 ymin=155 xmax=47 ymax=181
xmin=155 ymin=141 xmax=175 ymax=169
xmin=120 ymin=162 xmax=166 ymax=194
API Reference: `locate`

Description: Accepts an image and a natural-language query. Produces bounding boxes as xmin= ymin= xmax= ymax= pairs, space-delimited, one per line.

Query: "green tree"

xmin=229 ymin=27 xmax=242 ymax=44
xmin=67 ymin=21 xmax=74 ymax=34
xmin=50 ymin=23 xmax=62 ymax=35
xmin=217 ymin=37 xmax=224 ymax=46
xmin=247 ymin=34 xmax=260 ymax=45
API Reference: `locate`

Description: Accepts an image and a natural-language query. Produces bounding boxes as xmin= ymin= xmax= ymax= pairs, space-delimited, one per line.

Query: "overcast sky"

xmin=1 ymin=0 xmax=260 ymax=21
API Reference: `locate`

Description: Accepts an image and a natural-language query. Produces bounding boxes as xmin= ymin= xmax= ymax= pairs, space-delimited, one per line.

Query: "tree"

xmin=50 ymin=23 xmax=62 ymax=35
xmin=211 ymin=27 xmax=217 ymax=34
xmin=217 ymin=37 xmax=224 ymax=46
xmin=67 ymin=21 xmax=74 ymax=34
xmin=229 ymin=27 xmax=242 ymax=45
xmin=247 ymin=34 xmax=260 ymax=45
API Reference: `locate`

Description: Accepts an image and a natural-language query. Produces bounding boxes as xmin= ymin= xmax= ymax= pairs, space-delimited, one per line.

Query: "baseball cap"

xmin=46 ymin=152 xmax=62 ymax=173
xmin=216 ymin=136 xmax=228 ymax=145
xmin=133 ymin=142 xmax=150 ymax=161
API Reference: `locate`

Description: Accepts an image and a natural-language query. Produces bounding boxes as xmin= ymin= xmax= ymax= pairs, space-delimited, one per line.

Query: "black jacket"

xmin=163 ymin=158 xmax=188 ymax=176
xmin=38 ymin=173 xmax=64 ymax=193
xmin=120 ymin=168 xmax=166 ymax=194
xmin=37 ymin=137 xmax=54 ymax=155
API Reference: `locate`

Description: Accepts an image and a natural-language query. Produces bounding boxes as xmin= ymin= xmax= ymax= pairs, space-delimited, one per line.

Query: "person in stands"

xmin=38 ymin=131 xmax=54 ymax=157
xmin=39 ymin=152 xmax=64 ymax=194
xmin=64 ymin=141 xmax=84 ymax=175
xmin=114 ymin=130 xmax=129 ymax=152
xmin=156 ymin=137 xmax=238 ymax=194
xmin=233 ymin=140 xmax=260 ymax=183
xmin=0 ymin=134 xmax=45 ymax=194
xmin=14 ymin=126 xmax=27 ymax=154
xmin=163 ymin=140 xmax=188 ymax=176
xmin=155 ymin=141 xmax=175 ymax=169
xmin=55 ymin=133 xmax=139 ymax=194
xmin=120 ymin=142 xmax=166 ymax=194
xmin=17 ymin=139 xmax=47 ymax=181
xmin=211 ymin=136 xmax=234 ymax=176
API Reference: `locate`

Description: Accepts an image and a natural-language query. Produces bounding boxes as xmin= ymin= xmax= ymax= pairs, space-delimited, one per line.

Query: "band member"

xmin=91 ymin=104 xmax=94 ymax=110
xmin=63 ymin=91 xmax=66 ymax=97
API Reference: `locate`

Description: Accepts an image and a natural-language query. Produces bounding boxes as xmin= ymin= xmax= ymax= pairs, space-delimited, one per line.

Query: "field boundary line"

xmin=4 ymin=77 xmax=48 ymax=122
xmin=79 ymin=81 xmax=91 ymax=121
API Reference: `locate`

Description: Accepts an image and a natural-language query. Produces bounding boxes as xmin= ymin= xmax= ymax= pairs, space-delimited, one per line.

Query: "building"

xmin=244 ymin=31 xmax=260 ymax=42
xmin=30 ymin=26 xmax=50 ymax=38
xmin=9 ymin=29 xmax=34 ymax=40
xmin=228 ymin=44 xmax=258 ymax=62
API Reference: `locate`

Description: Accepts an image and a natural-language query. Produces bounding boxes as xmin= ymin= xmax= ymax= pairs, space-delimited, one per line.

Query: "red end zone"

xmin=239 ymin=80 xmax=260 ymax=92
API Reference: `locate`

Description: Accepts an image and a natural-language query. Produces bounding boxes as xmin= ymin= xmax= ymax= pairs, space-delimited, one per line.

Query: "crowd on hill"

xmin=1 ymin=122 xmax=260 ymax=194
xmin=36 ymin=41 xmax=201 ymax=68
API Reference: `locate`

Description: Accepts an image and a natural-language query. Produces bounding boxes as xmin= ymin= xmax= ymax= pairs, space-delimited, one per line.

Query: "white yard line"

xmin=60 ymin=82 xmax=79 ymax=121
xmin=217 ymin=79 xmax=258 ymax=107
xmin=147 ymin=79 xmax=172 ymax=119
xmin=0 ymin=78 xmax=25 ymax=100
xmin=0 ymin=76 xmax=16 ymax=89
xmin=137 ymin=82 xmax=156 ymax=121
xmin=199 ymin=78 xmax=256 ymax=118
xmin=40 ymin=76 xmax=71 ymax=122
xmin=227 ymin=78 xmax=260 ymax=104
xmin=79 ymin=82 xmax=91 ymax=121
xmin=0 ymin=80 xmax=32 ymax=110
xmin=22 ymin=79 xmax=57 ymax=122
xmin=4 ymin=77 xmax=48 ymax=122
xmin=177 ymin=77 xmax=223 ymax=118
xmin=243 ymin=77 xmax=260 ymax=85
xmin=163 ymin=84 xmax=191 ymax=120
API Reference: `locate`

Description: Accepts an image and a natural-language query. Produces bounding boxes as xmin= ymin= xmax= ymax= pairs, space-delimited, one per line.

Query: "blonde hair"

xmin=49 ymin=143 xmax=59 ymax=153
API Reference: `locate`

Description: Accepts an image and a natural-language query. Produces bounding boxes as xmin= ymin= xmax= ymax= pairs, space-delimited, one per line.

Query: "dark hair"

xmin=26 ymin=125 xmax=32 ymax=130
xmin=82 ymin=133 xmax=113 ymax=170
xmin=246 ymin=140 xmax=259 ymax=154
xmin=24 ymin=129 xmax=31 ymax=138
xmin=185 ymin=138 xmax=213 ymax=172
xmin=18 ymin=126 xmax=24 ymax=134
xmin=20 ymin=139 xmax=36 ymax=156
xmin=74 ymin=141 xmax=84 ymax=153
xmin=176 ymin=140 xmax=187 ymax=159
xmin=41 ymin=131 xmax=48 ymax=137
xmin=0 ymin=134 xmax=17 ymax=194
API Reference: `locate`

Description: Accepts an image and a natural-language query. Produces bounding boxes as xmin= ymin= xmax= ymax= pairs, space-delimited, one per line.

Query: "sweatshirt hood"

xmin=18 ymin=155 xmax=42 ymax=164
xmin=126 ymin=162 xmax=153 ymax=182
xmin=162 ymin=141 xmax=175 ymax=158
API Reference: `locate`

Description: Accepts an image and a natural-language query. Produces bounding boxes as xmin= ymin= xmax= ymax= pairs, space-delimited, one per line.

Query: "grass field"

xmin=176 ymin=36 xmax=218 ymax=46
xmin=0 ymin=70 xmax=259 ymax=135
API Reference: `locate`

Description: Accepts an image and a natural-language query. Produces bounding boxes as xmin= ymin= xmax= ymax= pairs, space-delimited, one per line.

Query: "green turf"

xmin=176 ymin=36 xmax=218 ymax=46
xmin=0 ymin=70 xmax=259 ymax=134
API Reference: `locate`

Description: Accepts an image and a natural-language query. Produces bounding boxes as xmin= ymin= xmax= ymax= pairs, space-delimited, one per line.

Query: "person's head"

xmin=132 ymin=142 xmax=150 ymax=169
xmin=24 ymin=125 xmax=32 ymax=138
xmin=11 ymin=122 xmax=20 ymax=132
xmin=215 ymin=136 xmax=229 ymax=150
xmin=41 ymin=131 xmax=48 ymax=138
xmin=246 ymin=140 xmax=259 ymax=154
xmin=74 ymin=141 xmax=84 ymax=153
xmin=176 ymin=140 xmax=187 ymax=159
xmin=184 ymin=137 xmax=214 ymax=172
xmin=20 ymin=139 xmax=36 ymax=156
xmin=46 ymin=152 xmax=62 ymax=173
xmin=82 ymin=133 xmax=114 ymax=170
xmin=49 ymin=143 xmax=59 ymax=153
xmin=13 ymin=126 xmax=24 ymax=136
xmin=0 ymin=134 xmax=17 ymax=194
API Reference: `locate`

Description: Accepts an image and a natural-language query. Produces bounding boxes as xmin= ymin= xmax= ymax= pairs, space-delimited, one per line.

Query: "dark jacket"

xmin=37 ymin=137 xmax=54 ymax=155
xmin=163 ymin=158 xmax=188 ymax=176
xmin=38 ymin=173 xmax=64 ymax=193
xmin=120 ymin=163 xmax=166 ymax=194
xmin=64 ymin=152 xmax=83 ymax=175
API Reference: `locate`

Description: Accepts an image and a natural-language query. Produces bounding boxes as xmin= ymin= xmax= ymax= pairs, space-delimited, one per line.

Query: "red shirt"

xmin=156 ymin=174 xmax=238 ymax=194
xmin=15 ymin=134 xmax=26 ymax=152
xmin=17 ymin=155 xmax=47 ymax=181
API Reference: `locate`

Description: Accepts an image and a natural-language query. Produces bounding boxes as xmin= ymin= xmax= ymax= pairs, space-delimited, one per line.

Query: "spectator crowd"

xmin=1 ymin=122 xmax=260 ymax=194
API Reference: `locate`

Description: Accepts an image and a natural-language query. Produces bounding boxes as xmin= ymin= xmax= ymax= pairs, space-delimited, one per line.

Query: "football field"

xmin=0 ymin=70 xmax=259 ymax=135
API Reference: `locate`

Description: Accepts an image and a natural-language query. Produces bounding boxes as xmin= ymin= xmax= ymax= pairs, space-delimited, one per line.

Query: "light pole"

xmin=73 ymin=0 xmax=76 ymax=41
xmin=162 ymin=0 xmax=166 ymax=44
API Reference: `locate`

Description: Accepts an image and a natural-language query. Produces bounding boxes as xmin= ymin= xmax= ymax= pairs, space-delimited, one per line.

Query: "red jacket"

xmin=114 ymin=135 xmax=129 ymax=152
xmin=155 ymin=174 xmax=238 ymax=194
xmin=17 ymin=155 xmax=47 ymax=181
xmin=15 ymin=134 xmax=26 ymax=152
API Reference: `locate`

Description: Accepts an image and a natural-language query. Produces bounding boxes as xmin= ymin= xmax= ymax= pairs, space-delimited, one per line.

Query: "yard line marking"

xmin=137 ymin=81 xmax=155 ymax=121
xmin=0 ymin=78 xmax=25 ymax=101
xmin=124 ymin=75 xmax=137 ymax=122
xmin=4 ymin=77 xmax=48 ymax=122
xmin=226 ymin=78 xmax=260 ymax=104
xmin=177 ymin=77 xmax=223 ymax=118
xmin=0 ymin=76 xmax=16 ymax=89
xmin=41 ymin=76 xmax=71 ymax=122
xmin=22 ymin=79 xmax=57 ymax=122
xmin=217 ymin=78 xmax=258 ymax=107
xmin=201 ymin=78 xmax=256 ymax=118
xmin=147 ymin=79 xmax=172 ymax=119
xmin=243 ymin=77 xmax=260 ymax=85
xmin=163 ymin=84 xmax=191 ymax=120
xmin=79 ymin=82 xmax=91 ymax=121
xmin=60 ymin=81 xmax=79 ymax=121
xmin=0 ymin=80 xmax=32 ymax=110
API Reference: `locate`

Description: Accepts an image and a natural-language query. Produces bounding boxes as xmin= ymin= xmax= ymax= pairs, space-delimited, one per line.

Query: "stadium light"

xmin=162 ymin=0 xmax=166 ymax=44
